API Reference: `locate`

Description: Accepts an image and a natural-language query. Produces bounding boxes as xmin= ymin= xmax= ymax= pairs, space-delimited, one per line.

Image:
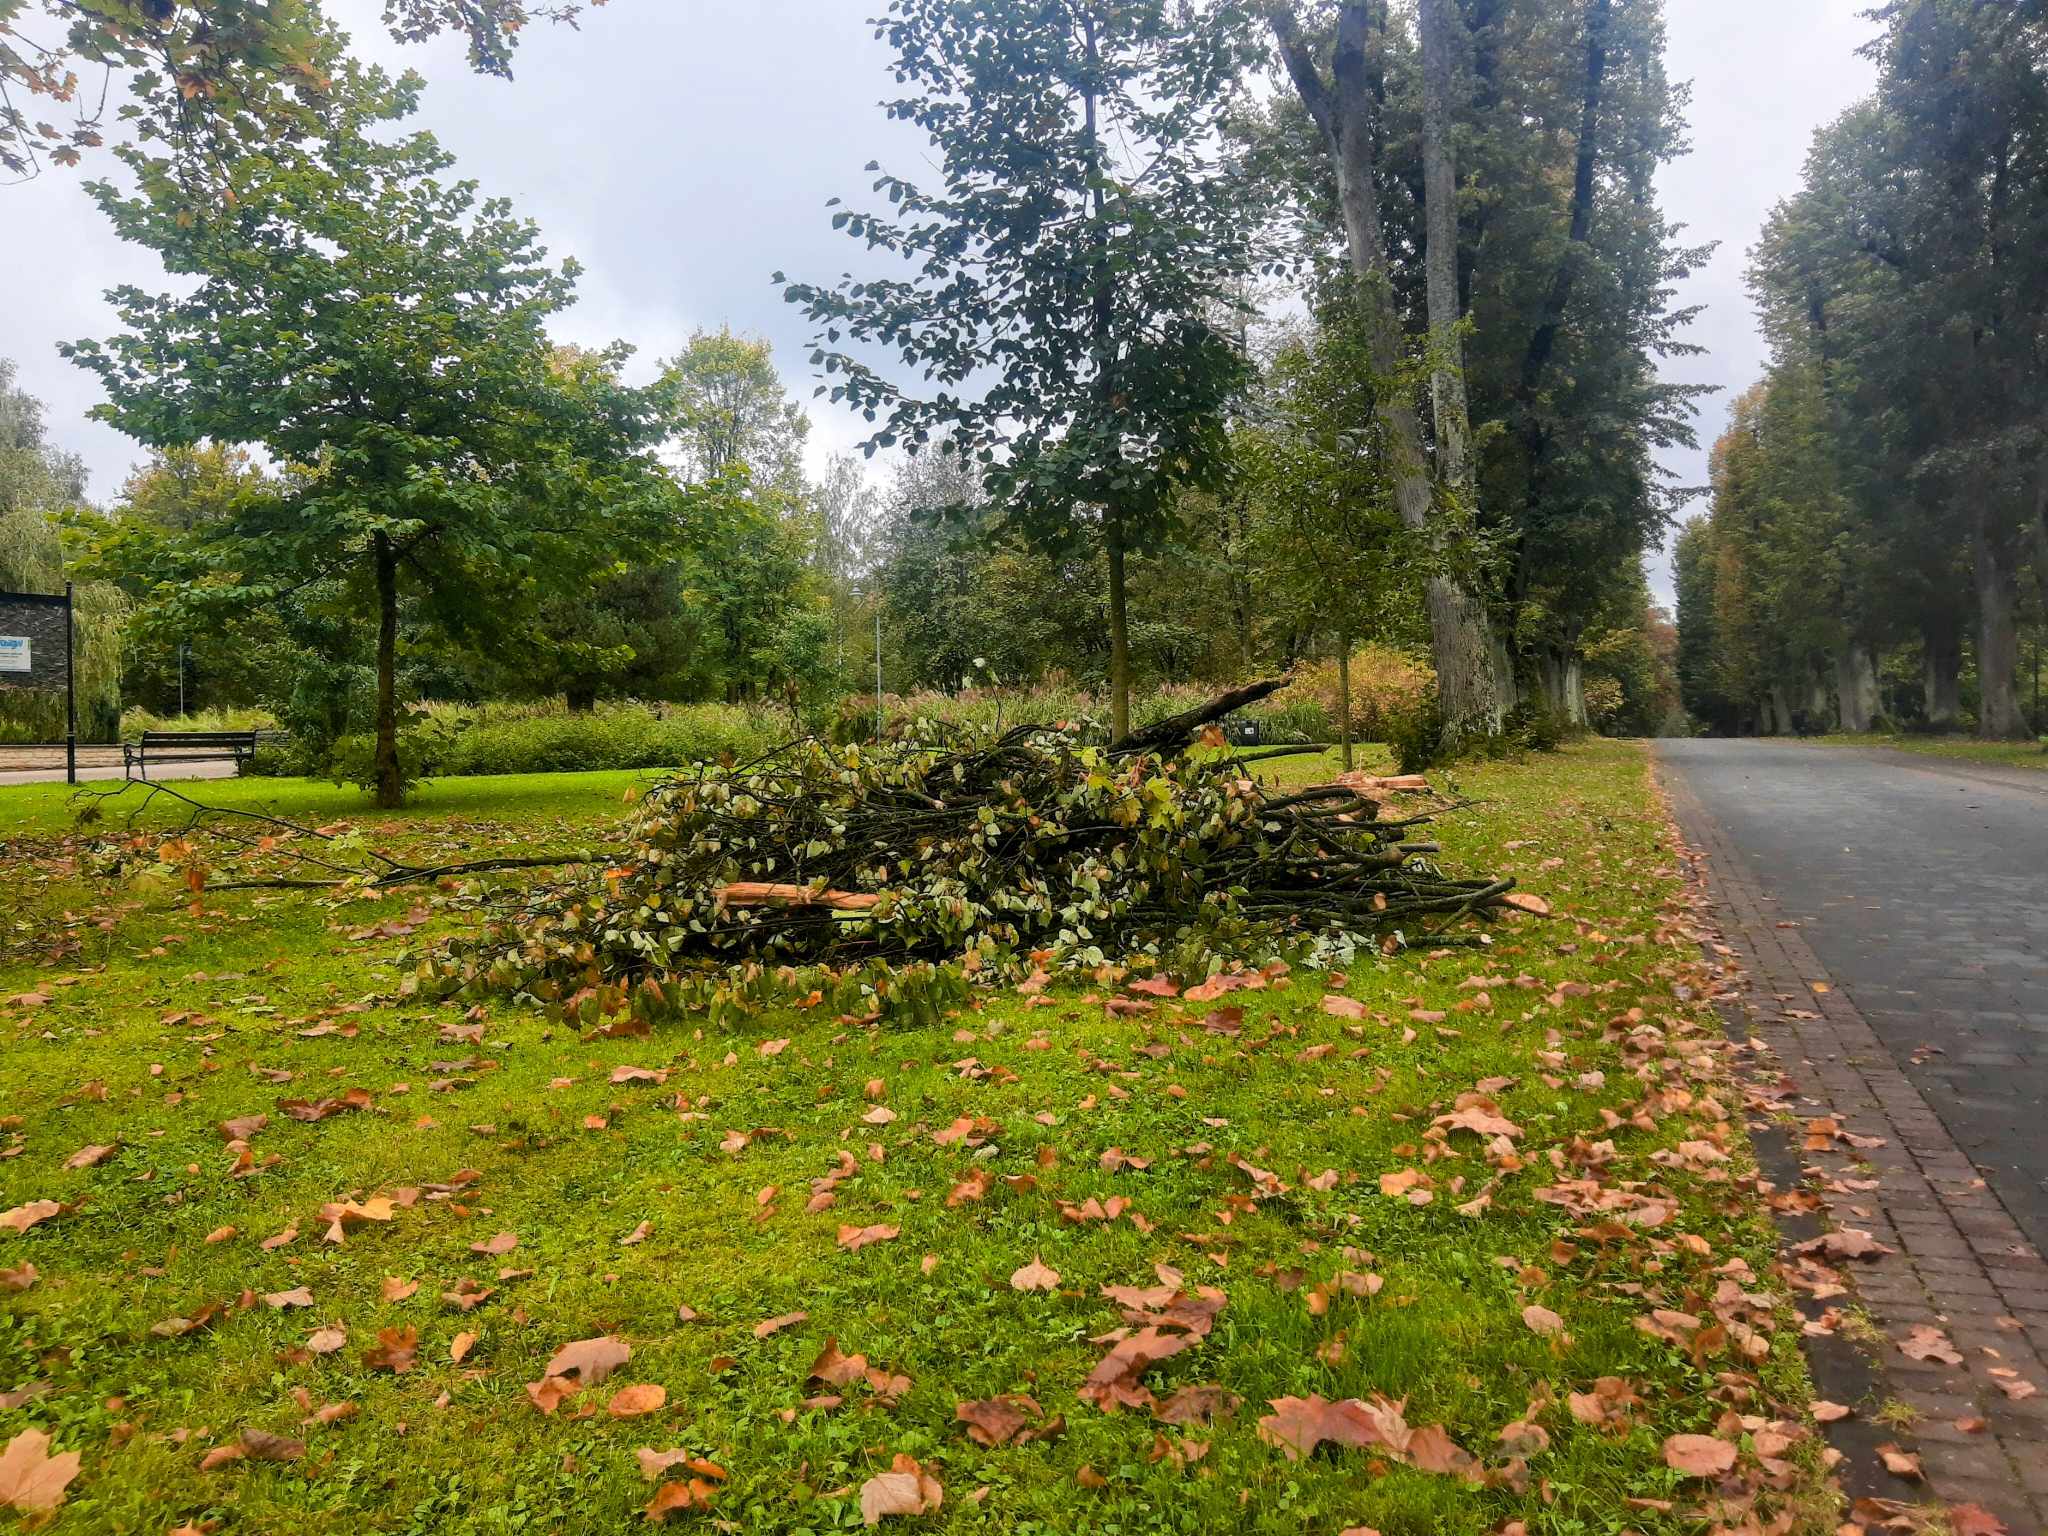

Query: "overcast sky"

xmin=2 ymin=1 xmax=1878 ymax=606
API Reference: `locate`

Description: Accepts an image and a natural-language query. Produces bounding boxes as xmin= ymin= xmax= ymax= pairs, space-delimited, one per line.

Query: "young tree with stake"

xmin=65 ymin=67 xmax=673 ymax=805
xmin=779 ymin=0 xmax=1261 ymax=742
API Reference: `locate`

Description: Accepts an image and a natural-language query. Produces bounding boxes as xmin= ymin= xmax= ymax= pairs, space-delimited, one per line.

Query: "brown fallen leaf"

xmin=955 ymin=1394 xmax=1043 ymax=1447
xmin=1790 ymin=1228 xmax=1893 ymax=1262
xmin=449 ymin=1331 xmax=477 ymax=1365
xmin=469 ymin=1231 xmax=518 ymax=1257
xmin=0 ymin=1429 xmax=80 ymax=1512
xmin=1257 ymin=1394 xmax=1406 ymax=1460
xmin=1875 ymin=1442 xmax=1922 ymax=1480
xmin=643 ymin=1464 xmax=725 ymax=1522
xmin=262 ymin=1286 xmax=314 ymax=1310
xmin=837 ymin=1223 xmax=899 ymax=1252
xmin=1898 ymin=1324 xmax=1963 ymax=1367
xmin=0 ymin=1201 xmax=63 ymax=1234
xmin=753 ymin=1311 xmax=806 ymax=1339
xmin=607 ymin=1384 xmax=666 ymax=1418
xmin=1010 ymin=1257 xmax=1060 ymax=1293
xmin=363 ymin=1326 xmax=418 ymax=1373
xmin=859 ymin=1452 xmax=943 ymax=1525
xmin=1520 ymin=1304 xmax=1566 ymax=1337
xmin=238 ymin=1428 xmax=305 ymax=1462
xmin=546 ymin=1335 xmax=630 ymax=1383
xmin=1661 ymin=1433 xmax=1736 ymax=1477
xmin=63 ymin=1143 xmax=117 ymax=1170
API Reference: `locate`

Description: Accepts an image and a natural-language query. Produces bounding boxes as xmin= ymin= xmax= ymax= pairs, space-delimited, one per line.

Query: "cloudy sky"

xmin=3 ymin=1 xmax=1878 ymax=604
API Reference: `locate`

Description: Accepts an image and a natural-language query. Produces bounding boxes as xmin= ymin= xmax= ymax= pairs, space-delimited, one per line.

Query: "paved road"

xmin=1659 ymin=739 xmax=2048 ymax=1257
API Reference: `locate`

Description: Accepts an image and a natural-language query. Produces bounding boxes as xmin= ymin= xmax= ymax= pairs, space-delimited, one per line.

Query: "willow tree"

xmin=780 ymin=0 xmax=1259 ymax=742
xmin=66 ymin=68 xmax=672 ymax=803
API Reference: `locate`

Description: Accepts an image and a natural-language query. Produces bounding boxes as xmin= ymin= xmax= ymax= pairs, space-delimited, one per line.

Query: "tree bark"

xmin=1105 ymin=516 xmax=1132 ymax=744
xmin=1268 ymin=3 xmax=1504 ymax=747
xmin=372 ymin=530 xmax=403 ymax=809
xmin=1337 ymin=637 xmax=1354 ymax=771
xmin=1834 ymin=644 xmax=1879 ymax=733
xmin=1922 ymin=617 xmax=1962 ymax=731
xmin=1974 ymin=513 xmax=2029 ymax=739
xmin=1420 ymin=0 xmax=1472 ymax=497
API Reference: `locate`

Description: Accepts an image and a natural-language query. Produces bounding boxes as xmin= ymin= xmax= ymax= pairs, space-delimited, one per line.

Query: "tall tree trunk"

xmin=1337 ymin=636 xmax=1354 ymax=772
xmin=1834 ymin=644 xmax=1879 ymax=733
xmin=372 ymin=530 xmax=402 ymax=809
xmin=1974 ymin=513 xmax=2028 ymax=739
xmin=1106 ymin=516 xmax=1131 ymax=745
xmin=1418 ymin=0 xmax=1505 ymax=742
xmin=1080 ymin=14 xmax=1131 ymax=746
xmin=1269 ymin=3 xmax=1503 ymax=748
xmin=1922 ymin=615 xmax=1963 ymax=731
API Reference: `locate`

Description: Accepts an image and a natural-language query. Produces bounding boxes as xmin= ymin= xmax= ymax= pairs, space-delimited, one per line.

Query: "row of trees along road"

xmin=1677 ymin=0 xmax=2048 ymax=741
xmin=6 ymin=0 xmax=1699 ymax=795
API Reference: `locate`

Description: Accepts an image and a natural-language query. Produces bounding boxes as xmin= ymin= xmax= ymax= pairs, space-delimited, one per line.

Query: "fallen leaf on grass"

xmin=644 ymin=1463 xmax=726 ymax=1522
xmin=363 ymin=1326 xmax=418 ymax=1372
xmin=469 ymin=1232 xmax=518 ymax=1257
xmin=238 ymin=1428 xmax=304 ymax=1462
xmin=1010 ymin=1257 xmax=1060 ymax=1292
xmin=449 ymin=1331 xmax=476 ymax=1364
xmin=838 ymin=1223 xmax=899 ymax=1252
xmin=546 ymin=1335 xmax=630 ymax=1383
xmin=955 ymin=1394 xmax=1056 ymax=1447
xmin=0 ymin=1429 xmax=79 ymax=1511
xmin=860 ymin=1453 xmax=943 ymax=1525
xmin=1520 ymin=1304 xmax=1566 ymax=1337
xmin=608 ymin=1384 xmax=666 ymax=1418
xmin=0 ymin=1201 xmax=63 ymax=1233
xmin=63 ymin=1143 xmax=117 ymax=1170
xmin=1661 ymin=1433 xmax=1736 ymax=1477
xmin=753 ymin=1311 xmax=806 ymax=1339
xmin=261 ymin=1286 xmax=314 ymax=1309
xmin=1257 ymin=1395 xmax=1404 ymax=1460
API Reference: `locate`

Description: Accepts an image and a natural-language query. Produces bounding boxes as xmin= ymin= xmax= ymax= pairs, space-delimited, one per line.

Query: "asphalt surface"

xmin=1659 ymin=739 xmax=2048 ymax=1259
xmin=0 ymin=752 xmax=238 ymax=788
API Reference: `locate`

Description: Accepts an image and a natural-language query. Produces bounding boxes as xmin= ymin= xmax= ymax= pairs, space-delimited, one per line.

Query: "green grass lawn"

xmin=1800 ymin=730 xmax=2048 ymax=770
xmin=0 ymin=742 xmax=1833 ymax=1534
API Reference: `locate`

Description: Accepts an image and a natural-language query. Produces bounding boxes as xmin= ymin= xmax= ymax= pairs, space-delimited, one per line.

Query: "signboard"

xmin=0 ymin=635 xmax=27 ymax=673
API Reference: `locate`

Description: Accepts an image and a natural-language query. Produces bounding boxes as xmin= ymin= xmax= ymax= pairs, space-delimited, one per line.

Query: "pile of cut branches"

xmin=434 ymin=681 xmax=1516 ymax=1018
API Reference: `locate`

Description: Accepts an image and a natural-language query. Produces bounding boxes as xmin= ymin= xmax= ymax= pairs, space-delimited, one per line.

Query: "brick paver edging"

xmin=1655 ymin=749 xmax=2048 ymax=1533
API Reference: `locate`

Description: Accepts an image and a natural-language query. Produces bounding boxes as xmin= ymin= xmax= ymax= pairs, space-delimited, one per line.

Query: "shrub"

xmin=1292 ymin=646 xmax=1434 ymax=744
xmin=120 ymin=704 xmax=281 ymax=739
xmin=265 ymin=698 xmax=790 ymax=782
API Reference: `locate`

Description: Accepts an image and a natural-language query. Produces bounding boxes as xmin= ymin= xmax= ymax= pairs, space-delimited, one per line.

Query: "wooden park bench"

xmin=122 ymin=729 xmax=278 ymax=779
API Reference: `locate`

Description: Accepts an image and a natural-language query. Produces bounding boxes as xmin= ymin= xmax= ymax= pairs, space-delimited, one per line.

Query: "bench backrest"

xmin=138 ymin=731 xmax=258 ymax=747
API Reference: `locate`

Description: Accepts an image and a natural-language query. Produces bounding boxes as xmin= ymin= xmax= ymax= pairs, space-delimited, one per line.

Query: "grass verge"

xmin=0 ymin=741 xmax=1832 ymax=1533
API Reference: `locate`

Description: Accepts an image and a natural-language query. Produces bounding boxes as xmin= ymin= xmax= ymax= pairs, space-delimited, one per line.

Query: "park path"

xmin=1658 ymin=739 xmax=2048 ymax=1530
xmin=0 ymin=747 xmax=237 ymax=788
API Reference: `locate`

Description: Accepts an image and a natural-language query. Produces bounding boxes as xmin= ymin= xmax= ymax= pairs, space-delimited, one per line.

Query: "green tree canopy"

xmin=64 ymin=67 xmax=674 ymax=802
xmin=780 ymin=0 xmax=1263 ymax=740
